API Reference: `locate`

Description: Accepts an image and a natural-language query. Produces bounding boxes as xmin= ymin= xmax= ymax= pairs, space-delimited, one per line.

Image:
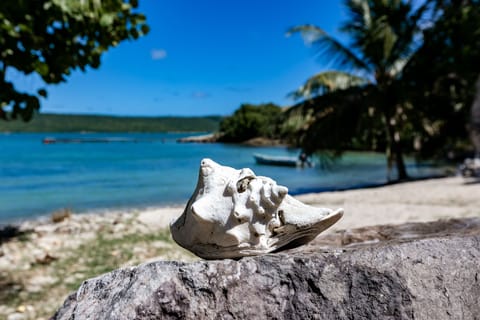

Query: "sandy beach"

xmin=1 ymin=175 xmax=479 ymax=319
xmin=297 ymin=176 xmax=480 ymax=232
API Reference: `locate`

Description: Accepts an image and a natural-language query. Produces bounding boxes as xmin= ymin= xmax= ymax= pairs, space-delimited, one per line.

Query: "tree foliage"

xmin=219 ymin=103 xmax=283 ymax=142
xmin=403 ymin=0 xmax=480 ymax=159
xmin=287 ymin=0 xmax=480 ymax=180
xmin=0 ymin=0 xmax=149 ymax=121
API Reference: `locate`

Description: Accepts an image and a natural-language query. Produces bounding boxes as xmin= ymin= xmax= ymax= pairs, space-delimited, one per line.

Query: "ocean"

xmin=0 ymin=133 xmax=448 ymax=223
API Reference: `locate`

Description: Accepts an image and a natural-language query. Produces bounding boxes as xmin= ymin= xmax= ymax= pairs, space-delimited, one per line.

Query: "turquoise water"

xmin=0 ymin=133 xmax=447 ymax=223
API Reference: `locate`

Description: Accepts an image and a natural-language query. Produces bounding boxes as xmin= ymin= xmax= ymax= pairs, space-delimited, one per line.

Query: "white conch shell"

xmin=170 ymin=159 xmax=343 ymax=259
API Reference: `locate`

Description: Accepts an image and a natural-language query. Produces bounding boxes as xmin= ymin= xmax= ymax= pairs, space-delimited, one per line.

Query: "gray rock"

xmin=53 ymin=218 xmax=480 ymax=320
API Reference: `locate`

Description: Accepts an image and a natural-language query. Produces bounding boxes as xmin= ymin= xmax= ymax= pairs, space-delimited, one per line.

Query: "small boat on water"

xmin=253 ymin=153 xmax=300 ymax=167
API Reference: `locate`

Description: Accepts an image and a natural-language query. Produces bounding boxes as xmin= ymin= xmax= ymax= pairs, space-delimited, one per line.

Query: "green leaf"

xmin=141 ymin=24 xmax=150 ymax=35
xmin=34 ymin=62 xmax=49 ymax=77
xmin=100 ymin=13 xmax=115 ymax=27
xmin=130 ymin=28 xmax=139 ymax=39
xmin=38 ymin=89 xmax=48 ymax=98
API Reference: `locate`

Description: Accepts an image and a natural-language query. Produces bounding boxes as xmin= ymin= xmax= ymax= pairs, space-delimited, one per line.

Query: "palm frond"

xmin=288 ymin=71 xmax=370 ymax=100
xmin=342 ymin=0 xmax=373 ymax=32
xmin=387 ymin=56 xmax=410 ymax=77
xmin=340 ymin=0 xmax=430 ymax=74
xmin=287 ymin=24 xmax=370 ymax=72
xmin=288 ymin=85 xmax=377 ymax=154
xmin=372 ymin=15 xmax=405 ymax=69
xmin=389 ymin=2 xmax=431 ymax=62
xmin=340 ymin=0 xmax=380 ymax=56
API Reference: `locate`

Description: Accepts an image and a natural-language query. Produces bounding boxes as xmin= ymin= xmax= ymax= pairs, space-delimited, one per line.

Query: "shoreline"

xmin=289 ymin=172 xmax=451 ymax=195
xmin=1 ymin=173 xmax=455 ymax=228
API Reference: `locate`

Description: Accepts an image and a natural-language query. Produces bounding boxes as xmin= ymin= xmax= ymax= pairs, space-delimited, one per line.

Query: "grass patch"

xmin=0 ymin=273 xmax=24 ymax=306
xmin=52 ymin=229 xmax=174 ymax=290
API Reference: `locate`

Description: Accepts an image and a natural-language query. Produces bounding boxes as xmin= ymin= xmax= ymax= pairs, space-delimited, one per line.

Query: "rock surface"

xmin=53 ymin=218 xmax=480 ymax=320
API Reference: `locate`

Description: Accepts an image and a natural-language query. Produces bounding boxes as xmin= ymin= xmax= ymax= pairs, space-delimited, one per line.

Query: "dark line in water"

xmin=290 ymin=174 xmax=451 ymax=195
xmin=42 ymin=137 xmax=163 ymax=144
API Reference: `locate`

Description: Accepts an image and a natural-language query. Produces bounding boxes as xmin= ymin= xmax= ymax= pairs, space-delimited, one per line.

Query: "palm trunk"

xmin=384 ymin=118 xmax=408 ymax=180
xmin=381 ymin=87 xmax=409 ymax=180
xmin=392 ymin=132 xmax=408 ymax=180
xmin=471 ymin=75 xmax=480 ymax=158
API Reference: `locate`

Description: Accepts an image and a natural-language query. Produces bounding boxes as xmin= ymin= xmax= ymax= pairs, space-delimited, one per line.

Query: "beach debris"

xmin=51 ymin=208 xmax=72 ymax=223
xmin=170 ymin=159 xmax=343 ymax=259
xmin=33 ymin=250 xmax=57 ymax=265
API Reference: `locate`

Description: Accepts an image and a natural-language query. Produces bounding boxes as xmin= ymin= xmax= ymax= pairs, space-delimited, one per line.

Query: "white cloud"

xmin=151 ymin=49 xmax=167 ymax=60
xmin=191 ymin=91 xmax=210 ymax=99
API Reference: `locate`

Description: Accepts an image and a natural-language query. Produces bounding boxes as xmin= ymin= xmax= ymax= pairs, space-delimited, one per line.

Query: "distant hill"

xmin=0 ymin=113 xmax=222 ymax=133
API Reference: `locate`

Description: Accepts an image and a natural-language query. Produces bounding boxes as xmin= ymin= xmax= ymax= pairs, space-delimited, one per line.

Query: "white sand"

xmin=137 ymin=207 xmax=185 ymax=230
xmin=296 ymin=176 xmax=480 ymax=233
xmin=138 ymin=176 xmax=480 ymax=233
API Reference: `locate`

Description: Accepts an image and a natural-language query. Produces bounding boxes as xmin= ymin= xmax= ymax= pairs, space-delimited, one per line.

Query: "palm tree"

xmin=287 ymin=0 xmax=429 ymax=180
xmin=403 ymin=0 xmax=480 ymax=160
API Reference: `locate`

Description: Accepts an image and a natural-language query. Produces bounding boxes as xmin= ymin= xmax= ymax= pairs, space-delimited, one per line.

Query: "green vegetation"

xmin=52 ymin=230 xmax=174 ymax=291
xmin=286 ymin=0 xmax=480 ymax=180
xmin=403 ymin=0 xmax=480 ymax=159
xmin=0 ymin=113 xmax=222 ymax=132
xmin=0 ymin=0 xmax=149 ymax=121
xmin=218 ymin=103 xmax=284 ymax=142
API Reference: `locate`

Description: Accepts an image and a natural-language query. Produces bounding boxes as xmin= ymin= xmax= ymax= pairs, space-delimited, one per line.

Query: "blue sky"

xmin=16 ymin=0 xmax=347 ymax=116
